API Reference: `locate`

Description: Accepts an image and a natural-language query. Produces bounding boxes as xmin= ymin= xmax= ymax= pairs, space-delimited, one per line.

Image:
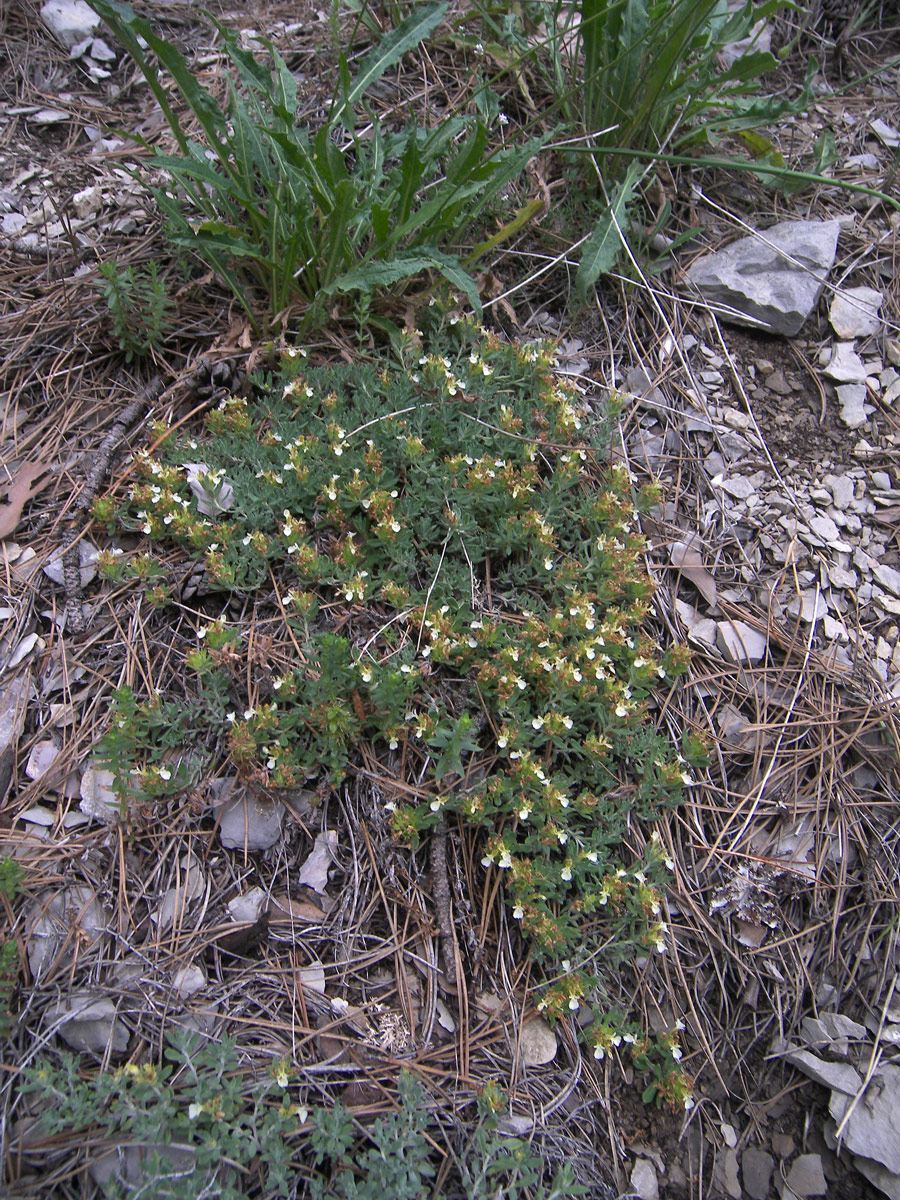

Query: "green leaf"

xmin=576 ymin=163 xmax=642 ymax=296
xmin=88 ymin=0 xmax=190 ymax=153
xmin=464 ymin=196 xmax=545 ymax=265
xmin=814 ymin=130 xmax=837 ymax=174
xmin=334 ymin=2 xmax=448 ymax=123
xmin=737 ymin=129 xmax=785 ymax=164
xmin=318 ymin=178 xmax=356 ymax=287
xmin=323 ymin=250 xmax=481 ymax=314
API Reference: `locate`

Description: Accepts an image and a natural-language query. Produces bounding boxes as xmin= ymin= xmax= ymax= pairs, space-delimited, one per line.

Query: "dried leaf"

xmin=670 ymin=538 xmax=717 ymax=607
xmin=0 ymin=670 xmax=33 ymax=755
xmin=0 ymin=462 xmax=54 ymax=539
xmin=297 ymin=959 xmax=327 ymax=995
xmin=26 ymin=884 xmax=106 ymax=978
xmin=436 ymin=997 xmax=456 ymax=1033
xmin=296 ymin=830 xmax=338 ymax=892
xmin=80 ymin=765 xmax=121 ymax=823
xmin=270 ymin=892 xmax=327 ymax=924
xmin=210 ymin=909 xmax=269 ymax=957
xmin=227 ymin=886 xmax=267 ymax=923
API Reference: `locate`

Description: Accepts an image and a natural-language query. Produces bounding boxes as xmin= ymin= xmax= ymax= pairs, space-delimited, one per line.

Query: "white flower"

xmin=157 ymin=767 xmax=172 ymax=782
xmin=226 ymin=712 xmax=236 ymax=723
xmin=544 ymin=558 xmax=554 ymax=570
xmin=568 ymin=997 xmax=580 ymax=1011
xmin=276 ymin=1069 xmax=289 ymax=1088
xmin=188 ymin=1103 xmax=202 ymax=1120
xmin=594 ymin=1046 xmax=606 ymax=1060
xmin=512 ymin=904 xmax=524 ymax=920
xmin=497 ymin=849 xmax=513 ymax=869
xmin=243 ymin=708 xmax=256 ymax=720
xmin=560 ymin=866 xmax=572 ymax=882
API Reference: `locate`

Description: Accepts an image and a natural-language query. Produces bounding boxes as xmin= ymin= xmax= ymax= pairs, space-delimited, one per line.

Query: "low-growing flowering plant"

xmin=98 ymin=306 xmax=701 ymax=1105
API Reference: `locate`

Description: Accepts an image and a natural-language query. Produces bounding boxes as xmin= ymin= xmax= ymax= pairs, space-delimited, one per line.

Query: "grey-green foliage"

xmin=90 ymin=0 xmax=542 ymax=335
xmin=21 ymin=1030 xmax=298 ymax=1198
xmin=97 ymin=258 xmax=170 ymax=361
xmin=20 ymin=1033 xmax=587 ymax=1198
xmin=308 ymin=1073 xmax=433 ymax=1199
xmin=0 ymin=856 xmax=22 ymax=1038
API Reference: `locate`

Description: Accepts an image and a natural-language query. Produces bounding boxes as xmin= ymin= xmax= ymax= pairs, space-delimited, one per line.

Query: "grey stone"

xmin=829 ymin=1064 xmax=900 ymax=1174
xmin=684 ymin=220 xmax=840 ymax=336
xmin=90 ymin=1144 xmax=197 ymax=1191
xmin=717 ymin=619 xmax=768 ymax=664
xmin=800 ymin=1017 xmax=830 ymax=1049
xmin=743 ymin=1148 xmax=775 ymax=1200
xmin=719 ymin=475 xmax=756 ymax=500
xmin=824 ymin=473 xmax=855 ymax=509
xmin=629 ymin=1159 xmax=659 ymax=1200
xmin=1 ymin=213 xmax=27 ymax=235
xmin=853 ymin=1154 xmax=900 ymax=1200
xmin=723 ymin=1149 xmax=742 ymax=1199
xmin=808 ymin=513 xmax=840 ymax=544
xmin=767 ymin=367 xmax=793 ymax=395
xmin=824 ymin=342 xmax=868 ymax=384
xmin=72 ymin=185 xmax=101 ymax=219
xmin=44 ymin=993 xmax=129 ymax=1055
xmin=785 ymin=1047 xmax=862 ymax=1094
xmin=787 ymin=589 xmax=828 ymax=623
xmin=719 ymin=18 xmax=771 ymax=68
xmin=89 ymin=35 xmax=117 ymax=61
xmin=873 ymin=563 xmax=900 ymax=596
xmin=827 ymin=565 xmax=858 ymax=589
xmin=218 ymin=789 xmax=284 ymax=851
xmin=818 ymin=1012 xmax=867 ymax=1041
xmin=785 ymin=1154 xmax=827 ymax=1197
xmin=845 ymin=152 xmax=880 ymax=169
xmin=829 ymin=286 xmax=883 ymax=338
xmin=40 ymin=0 xmax=100 ymax=49
xmin=837 ymin=383 xmax=869 ymax=429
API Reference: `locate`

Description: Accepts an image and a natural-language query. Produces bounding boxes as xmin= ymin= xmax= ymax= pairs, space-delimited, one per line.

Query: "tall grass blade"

xmin=335 ymin=2 xmax=448 ymax=122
